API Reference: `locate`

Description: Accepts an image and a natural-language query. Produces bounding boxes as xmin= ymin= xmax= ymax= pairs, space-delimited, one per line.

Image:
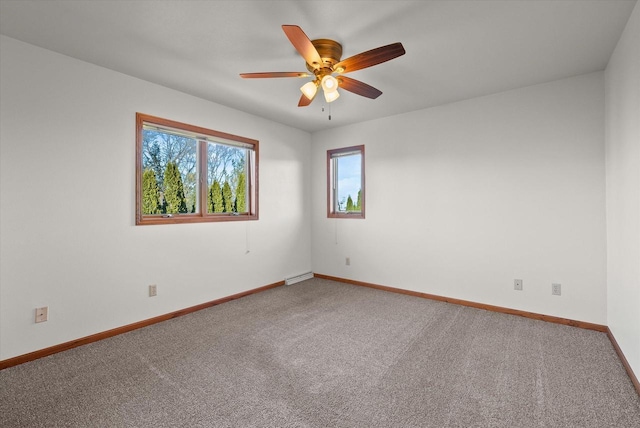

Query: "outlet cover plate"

xmin=35 ymin=306 xmax=48 ymax=323
xmin=149 ymin=284 xmax=157 ymax=297
xmin=514 ymin=279 xmax=523 ymax=291
xmin=552 ymin=283 xmax=562 ymax=296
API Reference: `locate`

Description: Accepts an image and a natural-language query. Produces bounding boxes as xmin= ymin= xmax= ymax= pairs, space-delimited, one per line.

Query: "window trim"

xmin=136 ymin=113 xmax=258 ymax=225
xmin=327 ymin=145 xmax=365 ymax=219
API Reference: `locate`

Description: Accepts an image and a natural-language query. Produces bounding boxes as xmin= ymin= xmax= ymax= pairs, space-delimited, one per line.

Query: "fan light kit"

xmin=240 ymin=25 xmax=406 ymax=107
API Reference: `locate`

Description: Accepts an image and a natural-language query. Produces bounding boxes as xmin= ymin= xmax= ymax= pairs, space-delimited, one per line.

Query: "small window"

xmin=327 ymin=145 xmax=365 ymax=219
xmin=136 ymin=113 xmax=258 ymax=225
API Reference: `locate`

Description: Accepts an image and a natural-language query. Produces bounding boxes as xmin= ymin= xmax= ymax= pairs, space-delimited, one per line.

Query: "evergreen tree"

xmin=222 ymin=181 xmax=233 ymax=213
xmin=346 ymin=195 xmax=355 ymax=212
xmin=163 ymin=161 xmax=188 ymax=214
xmin=185 ymin=171 xmax=197 ymax=214
xmin=142 ymin=169 xmax=162 ymax=214
xmin=356 ymin=190 xmax=362 ymax=211
xmin=235 ymin=172 xmax=246 ymax=213
xmin=208 ymin=180 xmax=223 ymax=213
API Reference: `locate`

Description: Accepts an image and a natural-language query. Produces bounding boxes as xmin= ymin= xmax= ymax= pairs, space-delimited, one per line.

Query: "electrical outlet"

xmin=149 ymin=284 xmax=157 ymax=297
xmin=346 ymin=257 xmax=350 ymax=266
xmin=514 ymin=279 xmax=523 ymax=291
xmin=35 ymin=306 xmax=48 ymax=323
xmin=552 ymin=283 xmax=561 ymax=296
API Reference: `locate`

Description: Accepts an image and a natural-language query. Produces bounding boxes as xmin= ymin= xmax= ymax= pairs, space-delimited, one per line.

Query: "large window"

xmin=136 ymin=113 xmax=258 ymax=225
xmin=327 ymin=145 xmax=365 ymax=219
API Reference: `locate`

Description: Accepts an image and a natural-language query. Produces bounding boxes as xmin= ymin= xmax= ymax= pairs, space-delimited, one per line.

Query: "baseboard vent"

xmin=285 ymin=272 xmax=314 ymax=285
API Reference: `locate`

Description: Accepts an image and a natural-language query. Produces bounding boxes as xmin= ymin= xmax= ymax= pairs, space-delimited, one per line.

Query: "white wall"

xmin=312 ymin=72 xmax=607 ymax=325
xmin=0 ymin=36 xmax=312 ymax=360
xmin=605 ymin=3 xmax=640 ymax=378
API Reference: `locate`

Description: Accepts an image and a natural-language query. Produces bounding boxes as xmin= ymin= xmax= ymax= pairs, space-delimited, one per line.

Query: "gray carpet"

xmin=1 ymin=278 xmax=639 ymax=427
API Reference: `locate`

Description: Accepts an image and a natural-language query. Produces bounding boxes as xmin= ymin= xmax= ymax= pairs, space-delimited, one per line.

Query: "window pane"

xmin=142 ymin=129 xmax=197 ymax=215
xmin=327 ymin=145 xmax=364 ymax=219
xmin=136 ymin=113 xmax=258 ymax=225
xmin=206 ymin=142 xmax=248 ymax=213
xmin=336 ymin=153 xmax=362 ymax=213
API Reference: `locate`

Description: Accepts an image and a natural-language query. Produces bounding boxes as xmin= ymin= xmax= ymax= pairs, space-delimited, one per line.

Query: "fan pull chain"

xmin=322 ymin=105 xmax=332 ymax=120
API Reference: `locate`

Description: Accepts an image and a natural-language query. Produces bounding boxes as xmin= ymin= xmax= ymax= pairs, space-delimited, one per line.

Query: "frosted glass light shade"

xmin=321 ymin=75 xmax=338 ymax=93
xmin=300 ymin=81 xmax=318 ymax=100
xmin=324 ymin=89 xmax=340 ymax=103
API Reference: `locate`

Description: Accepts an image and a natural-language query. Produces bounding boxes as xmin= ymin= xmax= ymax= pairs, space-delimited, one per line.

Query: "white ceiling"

xmin=0 ymin=0 xmax=636 ymax=133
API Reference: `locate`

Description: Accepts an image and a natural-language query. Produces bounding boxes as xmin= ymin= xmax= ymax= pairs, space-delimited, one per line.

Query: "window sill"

xmin=136 ymin=213 xmax=258 ymax=225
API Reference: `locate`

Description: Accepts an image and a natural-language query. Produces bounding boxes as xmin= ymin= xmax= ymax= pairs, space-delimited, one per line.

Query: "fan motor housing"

xmin=306 ymin=39 xmax=343 ymax=73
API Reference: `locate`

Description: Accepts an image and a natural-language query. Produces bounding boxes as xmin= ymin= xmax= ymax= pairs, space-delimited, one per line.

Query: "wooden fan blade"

xmin=337 ymin=76 xmax=382 ymax=99
xmin=282 ymin=25 xmax=323 ymax=70
xmin=334 ymin=42 xmax=405 ymax=74
xmin=298 ymin=93 xmax=315 ymax=107
xmin=240 ymin=72 xmax=310 ymax=78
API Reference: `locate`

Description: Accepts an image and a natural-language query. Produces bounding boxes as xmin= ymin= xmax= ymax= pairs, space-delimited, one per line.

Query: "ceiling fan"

xmin=240 ymin=25 xmax=406 ymax=107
